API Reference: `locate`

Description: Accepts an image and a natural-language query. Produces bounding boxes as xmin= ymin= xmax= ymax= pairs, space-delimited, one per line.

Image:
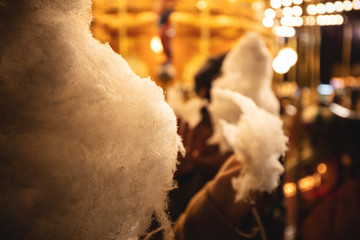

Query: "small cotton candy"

xmin=207 ymin=32 xmax=280 ymax=153
xmin=0 ymin=1 xmax=181 ymax=240
xmin=212 ymin=31 xmax=279 ymax=115
xmin=166 ymin=86 xmax=208 ymax=129
xmin=212 ymin=88 xmax=287 ymax=202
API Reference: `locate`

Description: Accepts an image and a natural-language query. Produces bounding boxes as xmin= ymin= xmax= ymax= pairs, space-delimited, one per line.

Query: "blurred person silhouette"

xmin=169 ymin=32 xmax=286 ymax=240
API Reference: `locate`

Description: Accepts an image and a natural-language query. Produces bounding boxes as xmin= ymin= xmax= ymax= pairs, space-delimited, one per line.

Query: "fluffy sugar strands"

xmin=0 ymin=0 xmax=182 ymax=239
xmin=213 ymin=88 xmax=288 ymax=202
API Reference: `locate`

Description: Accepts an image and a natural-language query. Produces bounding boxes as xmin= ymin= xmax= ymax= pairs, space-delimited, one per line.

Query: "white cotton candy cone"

xmin=207 ymin=31 xmax=280 ymax=153
xmin=0 ymin=1 xmax=182 ymax=240
xmin=212 ymin=31 xmax=279 ymax=115
xmin=213 ymin=88 xmax=288 ymax=202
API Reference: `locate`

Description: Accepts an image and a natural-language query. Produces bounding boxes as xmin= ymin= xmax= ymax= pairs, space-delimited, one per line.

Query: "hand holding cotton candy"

xmin=213 ymin=88 xmax=288 ymax=202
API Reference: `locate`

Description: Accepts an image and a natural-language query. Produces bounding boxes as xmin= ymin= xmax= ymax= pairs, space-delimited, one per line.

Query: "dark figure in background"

xmin=169 ymin=52 xmax=286 ymax=240
xmin=156 ymin=0 xmax=176 ymax=85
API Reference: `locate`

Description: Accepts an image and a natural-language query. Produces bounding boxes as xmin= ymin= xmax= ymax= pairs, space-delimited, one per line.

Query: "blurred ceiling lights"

xmin=263 ymin=0 xmax=360 ymax=36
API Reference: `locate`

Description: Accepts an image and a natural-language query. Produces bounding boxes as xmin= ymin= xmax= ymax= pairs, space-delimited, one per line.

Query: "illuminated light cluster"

xmin=272 ymin=47 xmax=298 ymax=73
xmin=283 ymin=164 xmax=328 ymax=198
xmin=307 ymin=0 xmax=358 ymax=15
xmin=281 ymin=16 xmax=303 ymax=27
xmin=316 ymin=14 xmax=344 ymax=25
xmin=263 ymin=8 xmax=276 ymax=27
xmin=273 ymin=26 xmax=296 ymax=37
xmin=302 ymin=14 xmax=343 ymax=26
xmin=266 ymin=0 xmax=359 ymax=29
xmin=292 ymin=175 xmax=321 ymax=193
xmin=303 ymin=16 xmax=316 ymax=25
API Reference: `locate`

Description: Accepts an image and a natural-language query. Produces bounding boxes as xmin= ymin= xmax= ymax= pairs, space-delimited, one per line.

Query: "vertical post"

xmin=118 ymin=0 xmax=128 ymax=57
xmin=342 ymin=22 xmax=352 ymax=76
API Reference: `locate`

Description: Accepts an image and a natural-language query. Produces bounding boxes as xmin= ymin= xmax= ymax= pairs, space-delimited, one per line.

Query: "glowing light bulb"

xmin=334 ymin=1 xmax=344 ymax=12
xmin=344 ymin=0 xmax=353 ymax=10
xmin=298 ymin=176 xmax=315 ymax=192
xmin=150 ymin=36 xmax=163 ymax=54
xmin=282 ymin=0 xmax=292 ymax=7
xmin=336 ymin=14 xmax=344 ymax=24
xmin=293 ymin=0 xmax=303 ymax=4
xmin=283 ymin=182 xmax=297 ymax=198
xmin=278 ymin=47 xmax=298 ymax=66
xmin=283 ymin=7 xmax=293 ymax=16
xmin=316 ymin=3 xmax=326 ymax=14
xmin=270 ymin=0 xmax=282 ymax=8
xmin=354 ymin=0 xmax=360 ymax=10
xmin=273 ymin=26 xmax=296 ymax=37
xmin=292 ymin=6 xmax=303 ymax=16
xmin=273 ymin=56 xmax=291 ymax=74
xmin=265 ymin=8 xmax=276 ymax=18
xmin=263 ymin=17 xmax=274 ymax=27
xmin=325 ymin=2 xmax=335 ymax=13
xmin=307 ymin=4 xmax=317 ymax=15
xmin=196 ymin=0 xmax=207 ymax=10
xmin=317 ymin=163 xmax=327 ymax=174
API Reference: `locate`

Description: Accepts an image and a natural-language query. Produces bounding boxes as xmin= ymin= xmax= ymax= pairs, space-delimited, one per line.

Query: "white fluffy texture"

xmin=213 ymin=88 xmax=287 ymax=202
xmin=207 ymin=32 xmax=280 ymax=152
xmin=166 ymin=86 xmax=208 ymax=129
xmin=0 ymin=1 xmax=181 ymax=240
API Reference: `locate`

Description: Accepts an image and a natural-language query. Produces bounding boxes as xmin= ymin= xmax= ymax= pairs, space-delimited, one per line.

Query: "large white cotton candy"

xmin=213 ymin=88 xmax=287 ymax=202
xmin=207 ymin=31 xmax=280 ymax=153
xmin=0 ymin=1 xmax=182 ymax=240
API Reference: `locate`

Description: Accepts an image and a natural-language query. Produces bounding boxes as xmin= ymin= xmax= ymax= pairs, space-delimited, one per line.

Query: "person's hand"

xmin=207 ymin=153 xmax=254 ymax=224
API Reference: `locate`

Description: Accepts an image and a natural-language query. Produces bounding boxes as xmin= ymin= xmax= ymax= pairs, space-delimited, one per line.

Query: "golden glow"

xmin=298 ymin=176 xmax=315 ymax=192
xmin=283 ymin=182 xmax=297 ymax=198
xmin=252 ymin=1 xmax=264 ymax=11
xmin=150 ymin=36 xmax=163 ymax=54
xmin=196 ymin=0 xmax=207 ymax=10
xmin=317 ymin=163 xmax=327 ymax=174
xmin=293 ymin=0 xmax=303 ymax=4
